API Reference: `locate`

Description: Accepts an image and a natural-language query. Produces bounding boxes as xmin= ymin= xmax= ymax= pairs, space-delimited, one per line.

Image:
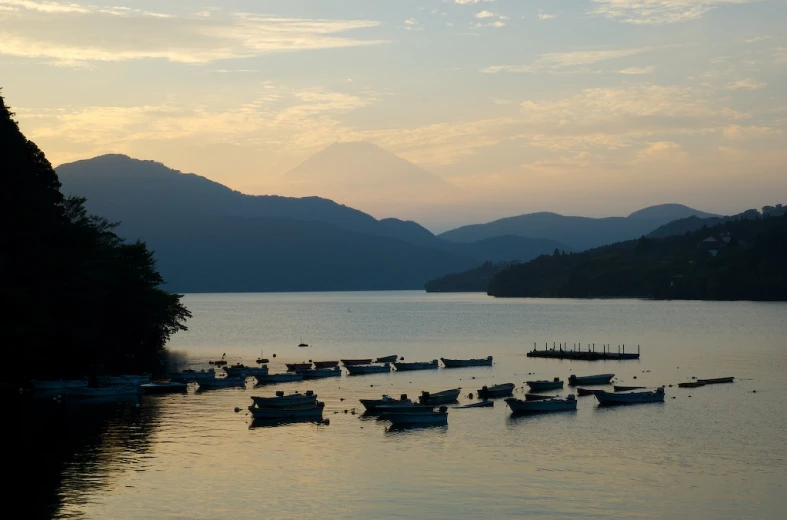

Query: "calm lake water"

xmin=26 ymin=292 xmax=787 ymax=519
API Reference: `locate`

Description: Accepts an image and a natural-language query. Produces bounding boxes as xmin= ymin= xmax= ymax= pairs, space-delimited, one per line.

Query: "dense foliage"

xmin=488 ymin=214 xmax=787 ymax=301
xmin=1 ymin=91 xmax=190 ymax=380
xmin=425 ymin=261 xmax=519 ymax=292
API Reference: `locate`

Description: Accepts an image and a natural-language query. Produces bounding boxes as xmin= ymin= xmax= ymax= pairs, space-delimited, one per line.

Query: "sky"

xmin=2 ymin=0 xmax=786 ymax=229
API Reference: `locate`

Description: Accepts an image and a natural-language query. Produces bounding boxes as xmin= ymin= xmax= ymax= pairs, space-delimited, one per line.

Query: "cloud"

xmin=619 ymin=66 xmax=655 ymax=74
xmin=591 ymin=0 xmax=762 ymax=25
xmin=723 ymin=125 xmax=781 ymax=140
xmin=473 ymin=10 xmax=508 ymax=27
xmin=725 ymin=78 xmax=767 ymax=90
xmin=537 ymin=11 xmax=558 ymax=20
xmin=403 ymin=18 xmax=424 ymax=30
xmin=0 ymin=1 xmax=386 ymax=65
xmin=483 ymin=47 xmax=656 ymax=73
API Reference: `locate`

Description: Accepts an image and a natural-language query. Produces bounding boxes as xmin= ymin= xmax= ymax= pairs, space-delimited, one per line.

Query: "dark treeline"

xmin=424 ymin=261 xmax=517 ymax=293
xmin=1 ymin=91 xmax=190 ymax=381
xmin=487 ymin=213 xmax=787 ymax=301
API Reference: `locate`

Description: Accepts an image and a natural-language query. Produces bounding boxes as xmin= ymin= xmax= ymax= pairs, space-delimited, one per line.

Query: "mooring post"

xmin=623 ymin=344 xmax=625 ymax=354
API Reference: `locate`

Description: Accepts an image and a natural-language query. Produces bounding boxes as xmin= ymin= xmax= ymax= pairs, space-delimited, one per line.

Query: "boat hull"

xmin=197 ymin=378 xmax=247 ymax=389
xmin=251 ymin=393 xmax=317 ymax=408
xmin=576 ymin=388 xmax=604 ymax=397
xmin=568 ymin=374 xmax=615 ymax=386
xmin=678 ymin=382 xmax=706 ymax=388
xmin=383 ymin=411 xmax=448 ymax=426
xmin=526 ymin=380 xmax=564 ymax=392
xmin=595 ymin=388 xmax=665 ymax=405
xmin=477 ymin=383 xmax=515 ymax=399
xmin=248 ymin=403 xmax=324 ymax=420
xmin=360 ymin=396 xmax=412 ymax=412
xmin=313 ymin=361 xmax=339 ymax=369
xmin=696 ymin=377 xmax=734 ymax=384
xmin=254 ymin=373 xmax=304 ymax=385
xmin=613 ymin=386 xmax=646 ymax=392
xmin=419 ymin=389 xmax=461 ymax=405
xmin=96 ymin=374 xmax=151 ymax=386
xmin=440 ymin=356 xmax=493 ymax=368
xmin=341 ymin=359 xmax=374 ymax=366
xmin=140 ymin=382 xmax=188 ymax=395
xmin=506 ymin=397 xmax=577 ymax=414
xmin=346 ymin=363 xmax=391 ymax=375
xmin=375 ymin=355 xmax=398 ymax=363
xmin=393 ymin=360 xmax=439 ymax=371
xmin=223 ymin=366 xmax=269 ymax=378
xmin=302 ymin=367 xmax=342 ymax=379
xmin=66 ymin=385 xmax=140 ymax=399
xmin=285 ymin=363 xmax=313 ymax=372
xmin=525 ymin=393 xmax=560 ymax=401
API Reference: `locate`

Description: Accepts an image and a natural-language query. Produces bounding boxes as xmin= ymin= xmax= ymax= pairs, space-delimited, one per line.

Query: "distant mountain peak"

xmin=627 ymin=203 xmax=718 ymax=220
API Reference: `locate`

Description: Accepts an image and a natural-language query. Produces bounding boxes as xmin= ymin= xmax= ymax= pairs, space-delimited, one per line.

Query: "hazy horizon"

xmin=4 ymin=0 xmax=786 ymax=229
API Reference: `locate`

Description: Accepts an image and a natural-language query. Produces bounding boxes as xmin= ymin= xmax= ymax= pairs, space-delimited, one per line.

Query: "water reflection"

xmin=249 ymin=417 xmax=329 ymax=429
xmin=384 ymin=424 xmax=449 ymax=435
xmin=14 ymin=392 xmax=161 ymax=518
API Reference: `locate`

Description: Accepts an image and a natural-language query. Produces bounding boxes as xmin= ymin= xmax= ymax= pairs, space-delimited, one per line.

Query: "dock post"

xmin=623 ymin=344 xmax=625 ymax=354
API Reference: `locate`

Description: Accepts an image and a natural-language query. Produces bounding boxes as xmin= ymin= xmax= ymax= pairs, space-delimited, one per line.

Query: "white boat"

xmin=96 ymin=374 xmax=151 ymax=386
xmin=595 ymin=387 xmax=665 ymax=405
xmin=360 ymin=394 xmax=411 ymax=412
xmin=32 ymin=379 xmax=88 ymax=392
xmin=196 ymin=377 xmax=246 ymax=389
xmin=302 ymin=367 xmax=342 ymax=379
xmin=393 ymin=360 xmax=439 ymax=371
xmin=253 ymin=373 xmax=304 ymax=385
xmin=66 ymin=385 xmax=140 ymax=399
xmin=440 ymin=356 xmax=493 ymax=368
xmin=526 ymin=378 xmax=564 ymax=392
xmin=506 ymin=395 xmax=577 ymax=414
xmin=419 ymin=388 xmax=461 ymax=405
xmin=345 ymin=363 xmax=391 ymax=375
xmin=383 ymin=407 xmax=448 ymax=427
xmin=251 ymin=391 xmax=317 ymax=408
xmin=248 ymin=402 xmax=325 ymax=420
xmin=223 ymin=364 xmax=269 ymax=378
xmin=568 ymin=374 xmax=615 ymax=386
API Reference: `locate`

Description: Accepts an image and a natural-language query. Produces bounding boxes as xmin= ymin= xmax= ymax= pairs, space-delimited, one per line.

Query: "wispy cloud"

xmin=726 ymin=78 xmax=767 ymax=90
xmin=483 ymin=47 xmax=656 ymax=73
xmin=591 ymin=0 xmax=762 ymax=25
xmin=619 ymin=66 xmax=655 ymax=74
xmin=0 ymin=1 xmax=386 ymax=65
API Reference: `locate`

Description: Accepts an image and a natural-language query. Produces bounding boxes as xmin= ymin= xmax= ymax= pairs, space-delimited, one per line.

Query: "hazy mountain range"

xmin=55 ymin=146 xmax=722 ymax=292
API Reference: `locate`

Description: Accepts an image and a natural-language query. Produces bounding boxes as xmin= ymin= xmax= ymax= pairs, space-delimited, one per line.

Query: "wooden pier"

xmin=527 ymin=343 xmax=640 ymax=361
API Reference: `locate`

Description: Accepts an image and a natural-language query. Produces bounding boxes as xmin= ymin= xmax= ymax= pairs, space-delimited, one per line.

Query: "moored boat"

xmin=302 ymin=367 xmax=342 ymax=379
xmin=696 ymin=377 xmax=734 ymax=385
xmin=345 ymin=363 xmax=391 ymax=375
xmin=248 ymin=402 xmax=324 ymax=420
xmin=196 ymin=377 xmax=247 ymax=390
xmin=453 ymin=401 xmax=494 ymax=409
xmin=223 ymin=364 xmax=269 ymax=378
xmin=341 ymin=358 xmax=374 ymax=366
xmin=382 ymin=406 xmax=448 ymax=427
xmin=595 ymin=387 xmax=665 ymax=405
xmin=418 ymin=388 xmax=461 ymax=405
xmin=375 ymin=355 xmax=398 ymax=363
xmin=251 ymin=391 xmax=317 ymax=408
xmin=140 ymin=380 xmax=188 ymax=395
xmin=313 ymin=361 xmax=339 ymax=369
xmin=66 ymin=385 xmax=140 ymax=399
xmin=393 ymin=360 xmax=439 ymax=371
xmin=254 ymin=372 xmax=304 ymax=385
xmin=360 ymin=394 xmax=411 ymax=412
xmin=506 ymin=395 xmax=577 ymax=414
xmin=576 ymin=388 xmax=604 ymax=397
xmin=476 ymin=383 xmax=515 ymax=399
xmin=375 ymin=404 xmax=436 ymax=415
xmin=526 ymin=378 xmax=564 ymax=392
xmin=613 ymin=385 xmax=646 ymax=392
xmin=440 ymin=356 xmax=493 ymax=368
xmin=96 ymin=374 xmax=151 ymax=386
xmin=32 ymin=379 xmax=88 ymax=392
xmin=169 ymin=368 xmax=216 ymax=382
xmin=568 ymin=373 xmax=614 ymax=386
xmin=678 ymin=381 xmax=706 ymax=388
xmin=285 ymin=362 xmax=313 ymax=372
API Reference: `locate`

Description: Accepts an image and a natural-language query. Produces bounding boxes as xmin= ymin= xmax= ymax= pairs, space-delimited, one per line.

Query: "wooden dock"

xmin=527 ymin=343 xmax=640 ymax=361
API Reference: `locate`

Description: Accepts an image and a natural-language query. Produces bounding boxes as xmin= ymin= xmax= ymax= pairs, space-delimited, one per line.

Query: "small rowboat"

xmin=476 ymin=383 xmax=515 ymax=399
xmin=360 ymin=394 xmax=411 ymax=412
xmin=393 ymin=360 xmax=439 ymax=371
xmin=506 ymin=395 xmax=577 ymax=414
xmin=440 ymin=356 xmax=493 ymax=368
xmin=419 ymin=388 xmax=461 ymax=405
xmin=345 ymin=363 xmax=391 ymax=375
xmin=302 ymin=367 xmax=342 ymax=379
xmin=341 ymin=359 xmax=374 ymax=366
xmin=375 ymin=355 xmax=398 ymax=363
xmin=313 ymin=361 xmax=339 ymax=369
xmin=382 ymin=407 xmax=448 ymax=427
xmin=613 ymin=385 xmax=646 ymax=392
xmin=140 ymin=380 xmax=188 ymax=395
xmin=223 ymin=364 xmax=269 ymax=378
xmin=696 ymin=377 xmax=734 ymax=385
xmin=576 ymin=388 xmax=604 ymax=397
xmin=526 ymin=378 xmax=564 ymax=392
xmin=197 ymin=377 xmax=246 ymax=390
xmin=254 ymin=373 xmax=304 ymax=385
xmin=248 ymin=402 xmax=324 ymax=420
xmin=595 ymin=387 xmax=665 ymax=405
xmin=568 ymin=374 xmax=614 ymax=386
xmin=251 ymin=391 xmax=317 ymax=408
xmin=453 ymin=401 xmax=494 ymax=409
xmin=678 ymin=381 xmax=706 ymax=388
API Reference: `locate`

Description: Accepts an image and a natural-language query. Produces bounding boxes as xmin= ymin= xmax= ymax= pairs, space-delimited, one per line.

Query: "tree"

xmin=1 ymin=90 xmax=191 ymax=380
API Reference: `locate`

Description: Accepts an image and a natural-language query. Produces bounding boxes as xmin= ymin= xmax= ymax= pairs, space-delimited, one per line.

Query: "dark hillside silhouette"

xmin=1 ymin=91 xmax=190 ymax=381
